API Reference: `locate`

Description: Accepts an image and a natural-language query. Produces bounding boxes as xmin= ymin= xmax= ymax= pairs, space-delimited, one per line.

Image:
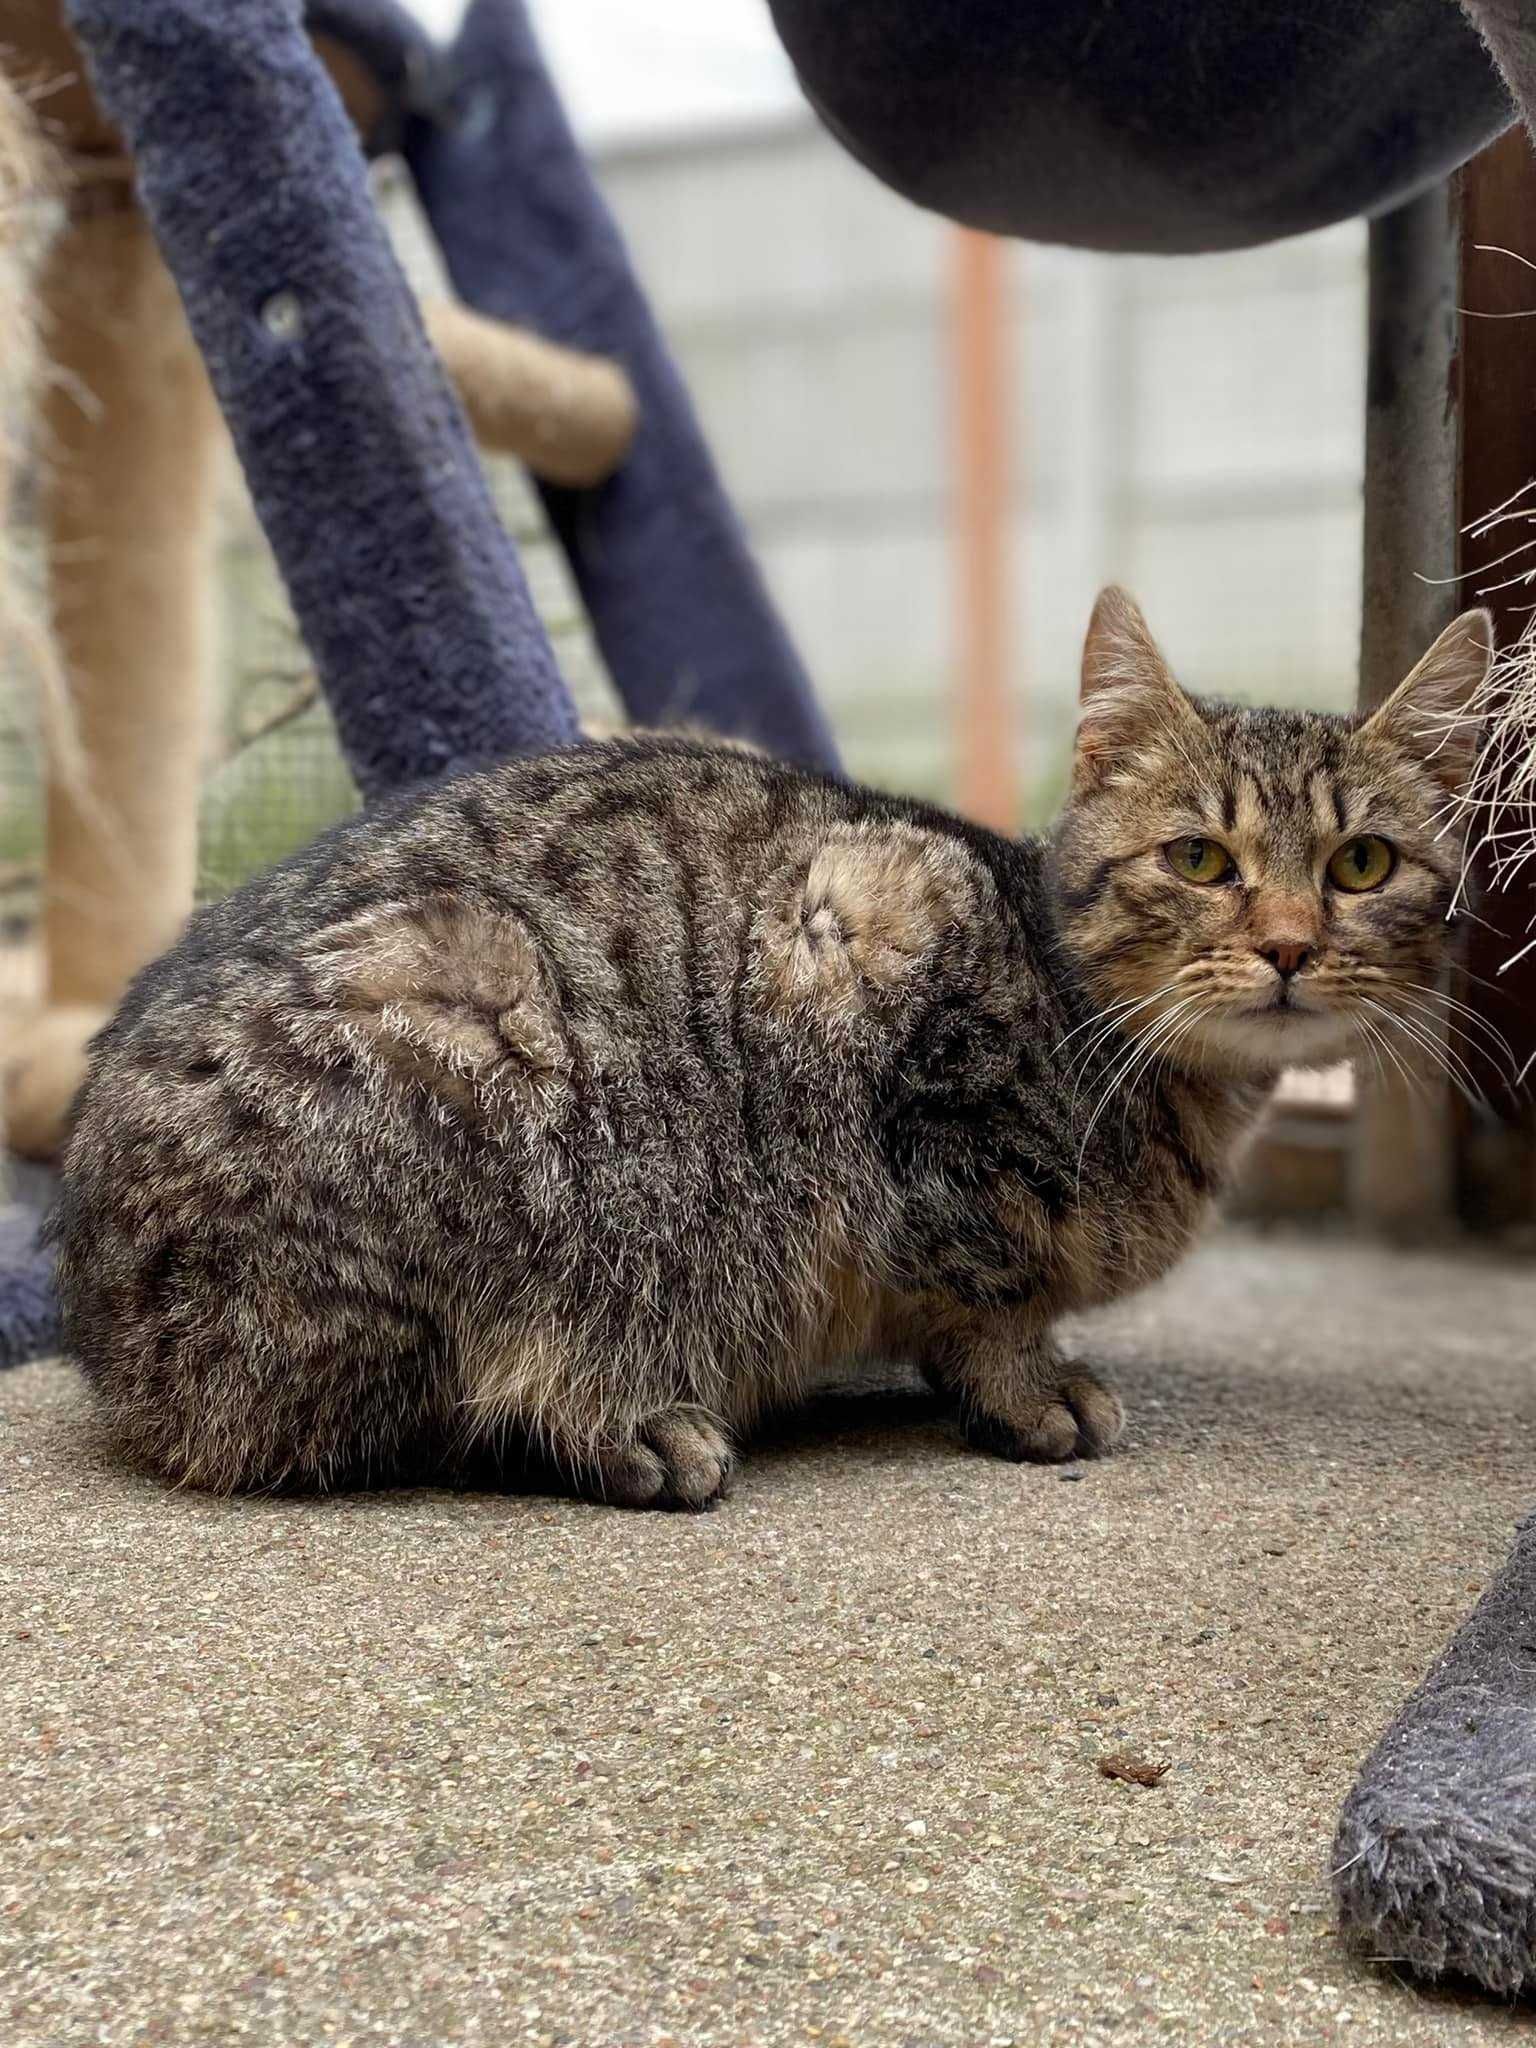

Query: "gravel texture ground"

xmin=3 ymin=1226 xmax=1536 ymax=2047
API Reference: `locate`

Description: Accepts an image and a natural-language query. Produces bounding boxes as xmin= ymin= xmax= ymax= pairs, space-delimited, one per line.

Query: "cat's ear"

xmin=1361 ymin=608 xmax=1493 ymax=797
xmin=1074 ymin=586 xmax=1197 ymax=792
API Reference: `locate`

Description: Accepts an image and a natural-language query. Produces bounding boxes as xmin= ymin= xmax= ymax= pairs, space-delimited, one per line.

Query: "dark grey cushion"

xmin=1334 ymin=1514 xmax=1536 ymax=1996
xmin=766 ymin=0 xmax=1513 ymax=251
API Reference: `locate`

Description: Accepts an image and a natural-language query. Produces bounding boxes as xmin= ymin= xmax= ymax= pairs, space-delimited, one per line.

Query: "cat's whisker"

xmin=1115 ymin=1035 xmax=1182 ymax=1155
xmin=1074 ymin=1022 xmax=1172 ymax=1181
xmin=1075 ymin=992 xmax=1209 ymax=1184
xmin=1114 ymin=999 xmax=1214 ymax=1150
xmin=1053 ymin=984 xmax=1171 ymax=1060
xmin=1390 ymin=985 xmax=1520 ymax=1083
xmin=1383 ymin=975 xmax=1509 ymax=1041
xmin=1358 ymin=996 xmax=1493 ymax=1112
xmin=1366 ymin=999 xmax=1489 ymax=1100
xmin=1059 ymin=1000 xmax=1144 ymax=1062
xmin=1338 ymin=968 xmax=1520 ymax=1076
xmin=1350 ymin=1015 xmax=1396 ymax=1099
xmin=1063 ymin=981 xmax=1188 ymax=1095
xmin=1063 ymin=967 xmax=1220 ymax=1086
xmin=1101 ymin=1026 xmax=1175 ymax=1152
xmin=1051 ymin=985 xmax=1149 ymax=1038
xmin=1411 ymin=1016 xmax=1520 ymax=1090
xmin=1404 ymin=967 xmax=1520 ymax=1016
xmin=1064 ymin=991 xmax=1168 ymax=1099
xmin=1078 ymin=992 xmax=1202 ymax=1124
xmin=1355 ymin=1006 xmax=1434 ymax=1103
xmin=1374 ymin=992 xmax=1504 ymax=1096
xmin=1354 ymin=1010 xmax=1426 ymax=1104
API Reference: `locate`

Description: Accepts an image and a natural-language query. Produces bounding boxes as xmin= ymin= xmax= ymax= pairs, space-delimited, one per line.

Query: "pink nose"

xmin=1258 ymin=941 xmax=1312 ymax=980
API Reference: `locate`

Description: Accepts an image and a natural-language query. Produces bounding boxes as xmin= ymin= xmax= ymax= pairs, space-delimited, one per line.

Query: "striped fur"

xmin=51 ymin=593 xmax=1489 ymax=1506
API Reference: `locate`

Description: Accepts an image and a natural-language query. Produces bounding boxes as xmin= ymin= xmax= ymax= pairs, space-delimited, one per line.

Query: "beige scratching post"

xmin=0 ymin=11 xmax=638 ymax=1164
xmin=0 ymin=73 xmax=53 ymax=1174
xmin=422 ymin=298 xmax=637 ymax=487
xmin=4 ymin=191 xmax=220 ymax=1159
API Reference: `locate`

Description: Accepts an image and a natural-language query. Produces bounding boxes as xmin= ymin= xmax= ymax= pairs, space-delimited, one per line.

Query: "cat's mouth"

xmin=1197 ymin=991 xmax=1354 ymax=1072
xmin=1240 ymin=990 xmax=1314 ymax=1019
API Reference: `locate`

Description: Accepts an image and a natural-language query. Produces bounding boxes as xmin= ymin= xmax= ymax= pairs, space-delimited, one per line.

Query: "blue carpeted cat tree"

xmin=3 ymin=0 xmax=1536 ymax=2002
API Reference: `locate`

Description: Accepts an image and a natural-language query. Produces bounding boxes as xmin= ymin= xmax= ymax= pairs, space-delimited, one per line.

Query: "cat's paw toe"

xmin=645 ymin=1406 xmax=736 ymax=1510
xmin=589 ymin=1440 xmax=669 ymax=1509
xmin=592 ymin=1407 xmax=735 ymax=1511
xmin=965 ymin=1374 xmax=1124 ymax=1464
xmin=1060 ymin=1375 xmax=1124 ymax=1456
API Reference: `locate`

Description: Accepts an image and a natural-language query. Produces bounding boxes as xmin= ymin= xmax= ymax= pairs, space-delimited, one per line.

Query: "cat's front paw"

xmin=587 ymin=1406 xmax=737 ymax=1512
xmin=964 ymin=1373 xmax=1124 ymax=1464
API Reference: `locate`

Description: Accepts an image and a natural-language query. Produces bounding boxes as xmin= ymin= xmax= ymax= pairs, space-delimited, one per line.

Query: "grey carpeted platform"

xmin=0 ymin=1160 xmax=58 ymax=1373
xmin=2 ymin=1228 xmax=1533 ymax=2046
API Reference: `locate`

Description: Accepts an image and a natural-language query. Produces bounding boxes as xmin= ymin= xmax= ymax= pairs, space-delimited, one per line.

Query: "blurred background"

xmin=585 ymin=127 xmax=1365 ymax=817
xmin=0 ymin=0 xmax=1368 ymax=924
xmin=492 ymin=0 xmax=1367 ymax=821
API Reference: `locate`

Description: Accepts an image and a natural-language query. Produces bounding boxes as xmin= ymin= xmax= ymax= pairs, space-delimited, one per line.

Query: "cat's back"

xmin=96 ymin=737 xmax=839 ymax=1016
xmin=88 ymin=734 xmax=1039 ymax=1071
xmin=61 ymin=736 xmax=1047 ymax=1273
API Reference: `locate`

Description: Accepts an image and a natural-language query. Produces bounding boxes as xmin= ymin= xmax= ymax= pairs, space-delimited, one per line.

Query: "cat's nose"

xmin=1258 ymin=941 xmax=1313 ymax=981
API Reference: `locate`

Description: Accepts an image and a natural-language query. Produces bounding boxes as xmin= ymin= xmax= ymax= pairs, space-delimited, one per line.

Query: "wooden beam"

xmin=951 ymin=228 xmax=1019 ymax=832
xmin=1351 ymin=184 xmax=1462 ymax=1236
xmin=1453 ymin=128 xmax=1536 ymax=1229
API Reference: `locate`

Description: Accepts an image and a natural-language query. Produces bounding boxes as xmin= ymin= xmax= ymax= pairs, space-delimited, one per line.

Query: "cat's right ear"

xmin=1073 ymin=586 xmax=1195 ymax=793
xmin=1359 ymin=607 xmax=1493 ymax=799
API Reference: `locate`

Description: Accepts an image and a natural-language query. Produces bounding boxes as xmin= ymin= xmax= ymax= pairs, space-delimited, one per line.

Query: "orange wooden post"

xmin=951 ymin=226 xmax=1019 ymax=831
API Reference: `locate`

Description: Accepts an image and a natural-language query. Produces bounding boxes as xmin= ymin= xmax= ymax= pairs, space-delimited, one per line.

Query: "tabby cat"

xmin=52 ymin=590 xmax=1491 ymax=1507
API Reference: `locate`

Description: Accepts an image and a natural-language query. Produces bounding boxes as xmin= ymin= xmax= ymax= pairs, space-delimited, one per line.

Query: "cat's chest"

xmin=1059 ymin=1172 xmax=1213 ymax=1308
xmin=1051 ymin=1084 xmax=1249 ymax=1307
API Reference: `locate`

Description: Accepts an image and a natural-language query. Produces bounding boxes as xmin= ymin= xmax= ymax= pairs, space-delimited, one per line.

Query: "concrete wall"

xmin=597 ymin=117 xmax=1368 ymax=815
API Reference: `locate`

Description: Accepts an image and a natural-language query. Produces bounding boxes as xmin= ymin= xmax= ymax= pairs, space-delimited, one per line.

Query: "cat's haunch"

xmin=52 ymin=595 xmax=1491 ymax=1505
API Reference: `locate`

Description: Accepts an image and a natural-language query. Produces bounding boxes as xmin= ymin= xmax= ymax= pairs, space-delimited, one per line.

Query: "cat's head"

xmin=1051 ymin=586 xmax=1492 ymax=1076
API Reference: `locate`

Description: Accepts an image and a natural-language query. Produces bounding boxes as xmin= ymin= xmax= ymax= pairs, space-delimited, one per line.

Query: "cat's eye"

xmin=1327 ymin=835 xmax=1396 ymax=893
xmin=1163 ymin=836 xmax=1236 ymax=887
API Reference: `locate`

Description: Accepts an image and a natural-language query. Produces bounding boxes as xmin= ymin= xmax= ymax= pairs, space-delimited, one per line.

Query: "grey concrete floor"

xmin=4 ymin=1228 xmax=1536 ymax=2048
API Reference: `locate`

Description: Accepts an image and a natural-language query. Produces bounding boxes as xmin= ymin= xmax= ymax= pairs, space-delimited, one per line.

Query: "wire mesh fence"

xmin=1 ymin=452 xmax=617 ymax=997
xmin=0 ymin=159 xmax=620 ymax=1024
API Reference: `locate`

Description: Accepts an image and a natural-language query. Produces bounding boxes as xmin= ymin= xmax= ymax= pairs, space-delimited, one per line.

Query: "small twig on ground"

xmin=1097 ymin=1753 xmax=1170 ymax=1788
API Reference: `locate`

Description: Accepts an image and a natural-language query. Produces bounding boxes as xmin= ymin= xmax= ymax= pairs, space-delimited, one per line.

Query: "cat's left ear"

xmin=1361 ymin=608 xmax=1493 ymax=797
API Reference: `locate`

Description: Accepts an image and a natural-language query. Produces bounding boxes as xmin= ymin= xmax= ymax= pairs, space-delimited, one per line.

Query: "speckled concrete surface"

xmin=4 ymin=1228 xmax=1536 ymax=2047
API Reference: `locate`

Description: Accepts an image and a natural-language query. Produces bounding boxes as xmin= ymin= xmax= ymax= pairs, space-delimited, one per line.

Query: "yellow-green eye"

xmin=1327 ymin=835 xmax=1395 ymax=893
xmin=1164 ymin=836 xmax=1235 ymax=886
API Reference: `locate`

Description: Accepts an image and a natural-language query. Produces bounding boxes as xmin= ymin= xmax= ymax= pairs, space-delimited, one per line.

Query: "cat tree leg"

xmin=421 ymin=299 xmax=638 ymax=488
xmin=1350 ymin=185 xmax=1460 ymax=1237
xmin=411 ymin=0 xmax=840 ymax=770
xmin=63 ymin=0 xmax=581 ymax=797
xmin=1333 ymin=1510 xmax=1536 ymax=1994
xmin=5 ymin=199 xmax=219 ymax=1161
